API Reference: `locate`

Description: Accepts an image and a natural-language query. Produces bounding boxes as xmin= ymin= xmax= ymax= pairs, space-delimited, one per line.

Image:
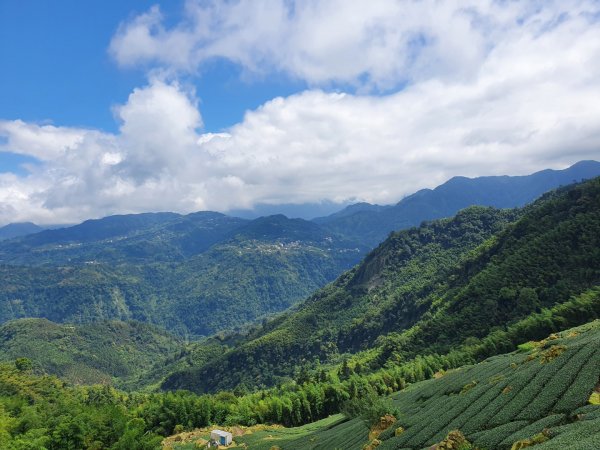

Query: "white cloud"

xmin=1 ymin=1 xmax=600 ymax=225
xmin=0 ymin=120 xmax=87 ymax=160
xmin=109 ymin=0 xmax=600 ymax=90
xmin=0 ymin=80 xmax=207 ymax=224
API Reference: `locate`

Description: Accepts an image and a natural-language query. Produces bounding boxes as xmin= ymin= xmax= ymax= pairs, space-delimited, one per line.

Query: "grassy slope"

xmin=0 ymin=318 xmax=185 ymax=389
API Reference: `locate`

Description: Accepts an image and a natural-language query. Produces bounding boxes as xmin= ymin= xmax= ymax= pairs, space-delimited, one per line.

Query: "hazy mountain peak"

xmin=0 ymin=222 xmax=43 ymax=241
xmin=316 ymin=160 xmax=600 ymax=246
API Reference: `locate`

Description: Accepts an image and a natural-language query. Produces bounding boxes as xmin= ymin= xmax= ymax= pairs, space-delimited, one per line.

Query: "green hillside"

xmin=163 ymin=177 xmax=600 ymax=393
xmin=0 ymin=319 xmax=184 ymax=388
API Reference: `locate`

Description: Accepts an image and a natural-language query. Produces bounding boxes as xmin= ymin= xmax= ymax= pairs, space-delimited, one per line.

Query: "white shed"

xmin=210 ymin=429 xmax=233 ymax=446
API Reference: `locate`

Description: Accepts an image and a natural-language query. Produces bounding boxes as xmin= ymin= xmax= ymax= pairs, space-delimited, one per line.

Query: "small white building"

xmin=210 ymin=429 xmax=233 ymax=446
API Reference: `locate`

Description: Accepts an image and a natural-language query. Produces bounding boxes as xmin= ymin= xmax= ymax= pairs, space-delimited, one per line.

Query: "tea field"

xmin=165 ymin=415 xmax=370 ymax=450
xmin=235 ymin=321 xmax=600 ymax=449
xmin=377 ymin=321 xmax=600 ymax=449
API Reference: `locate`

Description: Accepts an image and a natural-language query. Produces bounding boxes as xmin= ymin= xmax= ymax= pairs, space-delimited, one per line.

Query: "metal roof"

xmin=211 ymin=429 xmax=232 ymax=437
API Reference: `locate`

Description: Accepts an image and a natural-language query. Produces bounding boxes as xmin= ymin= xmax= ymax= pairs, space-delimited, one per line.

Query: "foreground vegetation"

xmin=225 ymin=322 xmax=600 ymax=449
xmin=1 ymin=301 xmax=599 ymax=449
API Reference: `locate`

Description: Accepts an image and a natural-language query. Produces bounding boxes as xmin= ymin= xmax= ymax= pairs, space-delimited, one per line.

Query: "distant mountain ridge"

xmin=3 ymin=160 xmax=598 ymax=248
xmin=0 ymin=161 xmax=598 ymax=340
xmin=315 ymin=160 xmax=600 ymax=246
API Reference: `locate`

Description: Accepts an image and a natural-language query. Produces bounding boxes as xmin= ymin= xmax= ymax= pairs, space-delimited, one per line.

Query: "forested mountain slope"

xmin=316 ymin=160 xmax=600 ymax=246
xmin=1 ymin=163 xmax=597 ymax=341
xmin=0 ymin=214 xmax=366 ymax=337
xmin=163 ymin=177 xmax=600 ymax=393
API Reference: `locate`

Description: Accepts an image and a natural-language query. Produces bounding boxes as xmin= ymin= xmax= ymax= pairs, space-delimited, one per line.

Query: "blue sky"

xmin=1 ymin=1 xmax=599 ymax=225
xmin=0 ymin=1 xmax=148 ymax=132
xmin=0 ymin=1 xmax=306 ymax=134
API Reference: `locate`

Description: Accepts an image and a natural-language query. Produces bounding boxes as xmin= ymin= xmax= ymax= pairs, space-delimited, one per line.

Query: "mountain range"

xmin=0 ymin=160 xmax=598 ymax=340
xmin=0 ymin=213 xmax=366 ymax=337
xmin=315 ymin=159 xmax=600 ymax=246
xmin=0 ymin=222 xmax=44 ymax=241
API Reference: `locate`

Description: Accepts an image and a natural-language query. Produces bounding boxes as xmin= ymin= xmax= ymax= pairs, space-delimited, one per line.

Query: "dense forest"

xmin=0 ymin=214 xmax=367 ymax=337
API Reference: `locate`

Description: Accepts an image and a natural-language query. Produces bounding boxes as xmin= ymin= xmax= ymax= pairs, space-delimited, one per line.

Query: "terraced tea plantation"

xmin=163 ymin=415 xmax=370 ymax=450
xmin=232 ymin=321 xmax=600 ymax=449
xmin=377 ymin=320 xmax=600 ymax=449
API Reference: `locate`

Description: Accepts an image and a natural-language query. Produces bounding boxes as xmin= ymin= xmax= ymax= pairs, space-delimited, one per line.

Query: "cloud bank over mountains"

xmin=2 ymin=0 xmax=600 ymax=225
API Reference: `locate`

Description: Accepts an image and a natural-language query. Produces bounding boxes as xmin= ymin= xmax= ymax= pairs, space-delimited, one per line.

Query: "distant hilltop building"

xmin=209 ymin=429 xmax=233 ymax=447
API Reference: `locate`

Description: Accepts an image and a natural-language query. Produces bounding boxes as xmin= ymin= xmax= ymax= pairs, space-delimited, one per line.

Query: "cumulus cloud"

xmin=0 ymin=80 xmax=208 ymax=224
xmin=1 ymin=0 xmax=600 ymax=225
xmin=109 ymin=0 xmax=600 ymax=90
xmin=0 ymin=120 xmax=87 ymax=161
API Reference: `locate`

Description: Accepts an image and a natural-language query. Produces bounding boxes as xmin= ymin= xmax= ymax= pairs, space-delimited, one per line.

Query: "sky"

xmin=1 ymin=0 xmax=600 ymax=225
